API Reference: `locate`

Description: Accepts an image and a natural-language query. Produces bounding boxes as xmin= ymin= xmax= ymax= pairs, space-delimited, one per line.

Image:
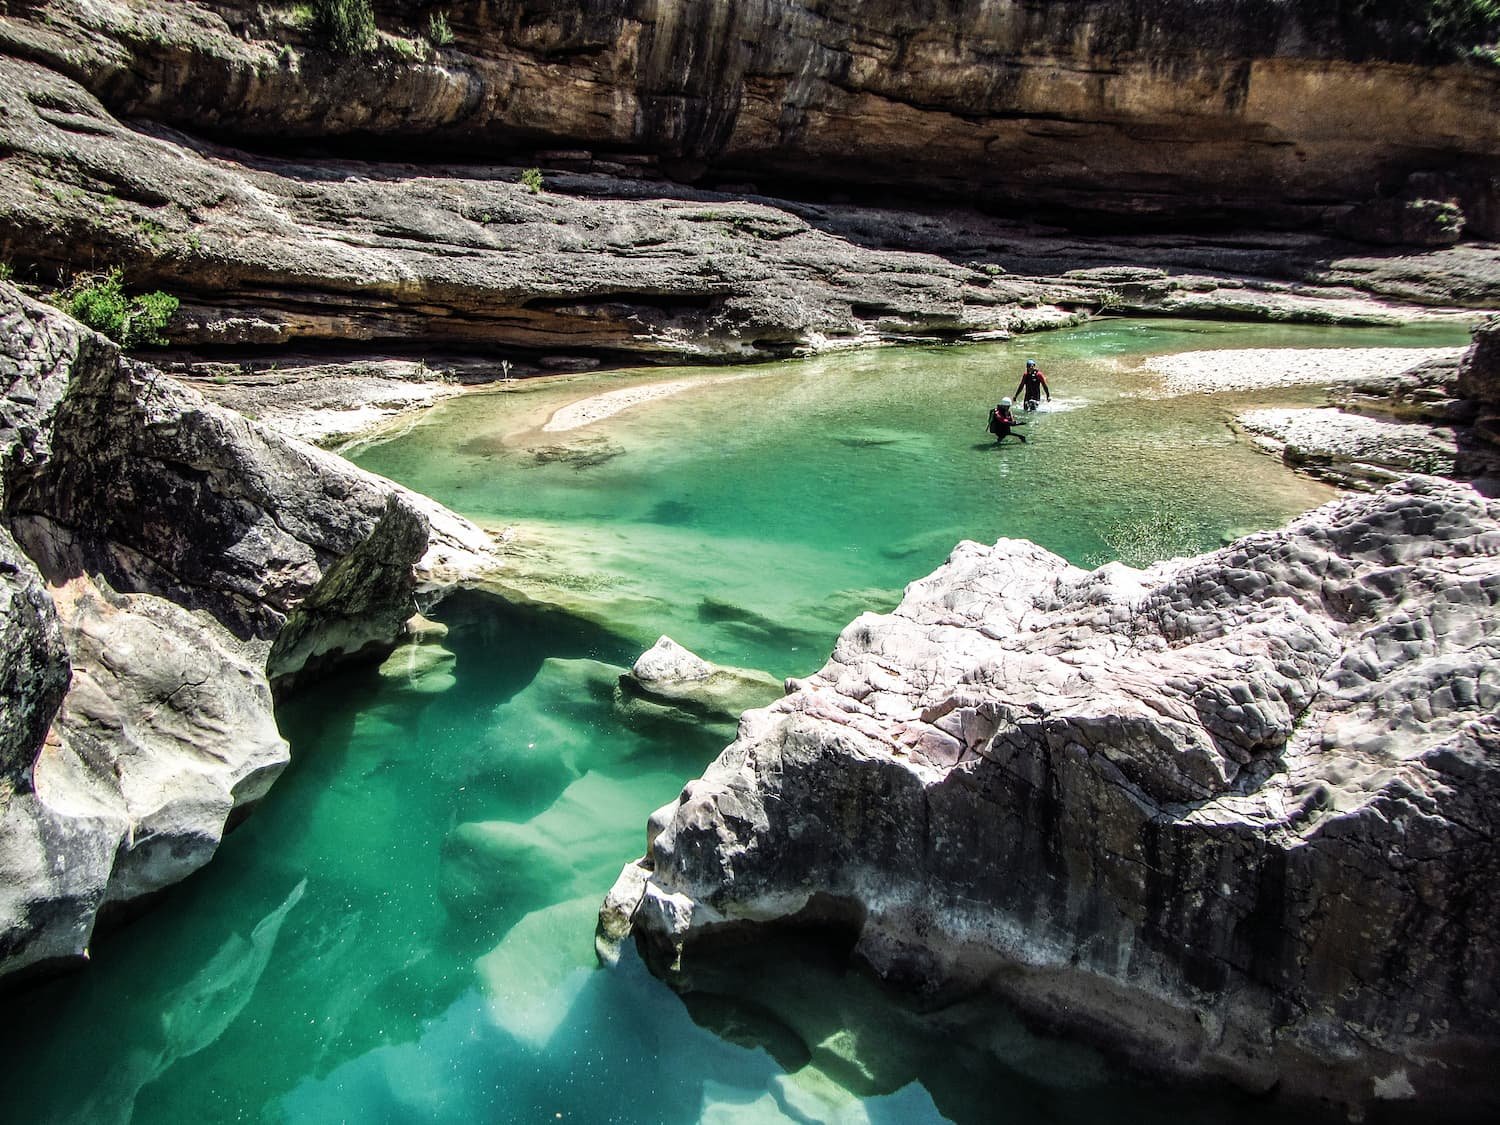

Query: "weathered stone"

xmin=0 ymin=571 xmax=287 ymax=976
xmin=0 ymin=525 xmax=68 ymax=786
xmin=1231 ymin=319 xmax=1500 ymax=494
xmin=617 ymin=635 xmax=784 ymax=736
xmin=0 ymin=4 xmax=1495 ymax=372
xmin=609 ymin=478 xmax=1500 ymax=1117
xmin=1337 ymin=196 xmax=1467 ymax=248
xmin=8 ymin=1 xmax=1499 ymax=233
xmin=0 ymin=282 xmax=499 ymax=981
xmin=1236 ymin=407 xmax=1500 ymax=489
xmin=1457 ymin=317 xmax=1500 ymax=450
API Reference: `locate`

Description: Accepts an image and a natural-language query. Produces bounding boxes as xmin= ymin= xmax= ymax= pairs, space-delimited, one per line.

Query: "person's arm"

xmin=1015 ymin=379 xmax=1026 ymax=399
xmin=1041 ymin=372 xmax=1051 ymax=399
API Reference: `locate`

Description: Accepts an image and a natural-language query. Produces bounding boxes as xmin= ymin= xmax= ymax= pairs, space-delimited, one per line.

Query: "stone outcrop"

xmin=1239 ymin=319 xmax=1500 ymax=492
xmin=0 ymin=282 xmax=497 ymax=980
xmin=616 ymin=635 xmax=785 ymax=742
xmin=0 ymin=526 xmax=69 ymax=786
xmin=1457 ymin=316 xmax=1500 ymax=448
xmin=604 ymin=477 xmax=1500 ymax=1117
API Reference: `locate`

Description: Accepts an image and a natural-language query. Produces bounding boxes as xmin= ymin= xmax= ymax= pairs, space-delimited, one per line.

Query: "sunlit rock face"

xmin=17 ymin=0 xmax=1500 ymax=234
xmin=0 ymin=284 xmax=492 ymax=980
xmin=609 ymin=476 xmax=1500 ymax=1116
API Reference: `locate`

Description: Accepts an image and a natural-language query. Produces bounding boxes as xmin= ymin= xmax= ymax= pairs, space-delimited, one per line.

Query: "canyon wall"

xmin=14 ymin=0 xmax=1498 ymax=233
xmin=1 ymin=2 xmax=1496 ymax=360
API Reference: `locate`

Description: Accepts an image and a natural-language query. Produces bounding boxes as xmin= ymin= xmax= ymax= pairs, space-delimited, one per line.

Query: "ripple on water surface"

xmin=0 ymin=320 xmax=1469 ymax=1124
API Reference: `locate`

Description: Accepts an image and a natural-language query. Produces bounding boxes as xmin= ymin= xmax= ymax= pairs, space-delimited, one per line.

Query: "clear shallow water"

xmin=0 ymin=320 xmax=1468 ymax=1124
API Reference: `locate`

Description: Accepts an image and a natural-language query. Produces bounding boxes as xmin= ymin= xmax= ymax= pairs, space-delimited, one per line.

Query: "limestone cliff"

xmin=605 ymin=476 xmax=1500 ymax=1117
xmin=0 ymin=282 xmax=495 ymax=980
xmin=14 ymin=1 xmax=1500 ymax=232
xmin=0 ymin=1 xmax=1495 ymax=363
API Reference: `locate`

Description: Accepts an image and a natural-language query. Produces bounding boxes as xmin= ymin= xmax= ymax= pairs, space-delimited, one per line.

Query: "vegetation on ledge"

xmin=60 ymin=269 xmax=178 ymax=348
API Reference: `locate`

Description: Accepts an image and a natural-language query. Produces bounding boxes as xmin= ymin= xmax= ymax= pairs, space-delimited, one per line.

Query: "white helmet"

xmin=1000 ymin=397 xmax=1012 ymax=408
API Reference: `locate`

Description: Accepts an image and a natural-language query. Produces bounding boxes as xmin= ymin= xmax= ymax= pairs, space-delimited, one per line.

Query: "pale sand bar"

xmin=543 ymin=372 xmax=759 ymax=432
xmin=1142 ymin=346 xmax=1467 ymax=396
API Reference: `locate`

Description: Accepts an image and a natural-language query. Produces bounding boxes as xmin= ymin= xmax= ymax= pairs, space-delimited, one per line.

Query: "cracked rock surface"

xmin=607 ymin=476 xmax=1500 ymax=1115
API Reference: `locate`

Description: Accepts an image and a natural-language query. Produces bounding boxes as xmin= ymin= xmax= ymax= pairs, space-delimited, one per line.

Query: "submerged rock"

xmin=604 ymin=477 xmax=1500 ymax=1117
xmin=617 ymin=636 xmax=784 ymax=739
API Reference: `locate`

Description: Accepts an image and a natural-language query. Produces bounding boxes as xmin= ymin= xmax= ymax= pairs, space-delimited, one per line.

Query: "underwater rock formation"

xmin=0 ymin=283 xmax=494 ymax=980
xmin=616 ymin=636 xmax=784 ymax=741
xmin=604 ymin=476 xmax=1500 ymax=1116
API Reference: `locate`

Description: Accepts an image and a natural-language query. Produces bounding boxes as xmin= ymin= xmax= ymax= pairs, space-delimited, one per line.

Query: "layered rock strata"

xmin=0 ymin=283 xmax=497 ymax=980
xmin=0 ymin=2 xmax=1495 ymax=367
xmin=604 ymin=477 xmax=1500 ymax=1116
xmin=8 ymin=1 xmax=1500 ymax=232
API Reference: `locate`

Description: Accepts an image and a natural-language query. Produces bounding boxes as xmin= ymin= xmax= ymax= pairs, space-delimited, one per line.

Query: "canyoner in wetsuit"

xmin=986 ymin=398 xmax=1027 ymax=443
xmin=1015 ymin=359 xmax=1051 ymax=411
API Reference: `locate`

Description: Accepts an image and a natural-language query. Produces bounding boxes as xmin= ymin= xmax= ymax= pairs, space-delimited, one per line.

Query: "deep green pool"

xmin=0 ymin=320 xmax=1468 ymax=1123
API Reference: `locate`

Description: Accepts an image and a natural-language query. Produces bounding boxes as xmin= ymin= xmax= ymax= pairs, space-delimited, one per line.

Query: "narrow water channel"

xmin=0 ymin=320 xmax=1466 ymax=1123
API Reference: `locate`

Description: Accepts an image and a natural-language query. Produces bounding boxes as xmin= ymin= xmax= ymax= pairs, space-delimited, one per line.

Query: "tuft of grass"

xmin=61 ymin=269 xmax=179 ymax=348
xmin=425 ymin=11 xmax=454 ymax=46
xmin=1086 ymin=508 xmax=1205 ymax=569
xmin=520 ymin=167 xmax=544 ymax=194
xmin=311 ymin=0 xmax=374 ymax=54
xmin=0 ymin=262 xmax=12 ymax=282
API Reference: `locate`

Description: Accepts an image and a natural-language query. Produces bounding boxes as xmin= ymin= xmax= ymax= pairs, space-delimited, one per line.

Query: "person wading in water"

xmin=987 ymin=398 xmax=1027 ymax=444
xmin=1014 ymin=359 xmax=1051 ymax=411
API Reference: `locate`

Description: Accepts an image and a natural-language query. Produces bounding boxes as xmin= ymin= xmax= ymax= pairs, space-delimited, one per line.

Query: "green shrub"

xmin=520 ymin=167 xmax=544 ymax=194
xmin=0 ymin=262 xmax=12 ymax=282
xmin=1421 ymin=0 xmax=1500 ymax=53
xmin=63 ymin=269 xmax=179 ymax=348
xmin=426 ymin=11 xmax=454 ymax=46
xmin=311 ymin=0 xmax=374 ymax=54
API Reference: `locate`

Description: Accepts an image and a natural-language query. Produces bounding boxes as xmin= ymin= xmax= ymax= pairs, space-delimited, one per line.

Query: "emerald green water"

xmin=0 ymin=320 xmax=1467 ymax=1123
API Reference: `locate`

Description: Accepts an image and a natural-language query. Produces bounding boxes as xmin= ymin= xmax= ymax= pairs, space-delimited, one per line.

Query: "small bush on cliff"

xmin=425 ymin=11 xmax=454 ymax=47
xmin=62 ymin=270 xmax=179 ymax=348
xmin=311 ymin=0 xmax=374 ymax=54
xmin=521 ymin=167 xmax=544 ymax=193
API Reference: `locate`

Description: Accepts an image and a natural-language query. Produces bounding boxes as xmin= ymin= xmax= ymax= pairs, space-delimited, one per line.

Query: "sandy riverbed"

xmin=1141 ymin=346 xmax=1466 ymax=396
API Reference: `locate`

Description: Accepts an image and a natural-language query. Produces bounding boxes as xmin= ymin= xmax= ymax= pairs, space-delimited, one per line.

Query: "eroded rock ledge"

xmin=1237 ymin=316 xmax=1500 ymax=492
xmin=0 ymin=282 xmax=499 ymax=982
xmin=0 ymin=1 xmax=1496 ymax=367
xmin=604 ymin=477 xmax=1500 ymax=1116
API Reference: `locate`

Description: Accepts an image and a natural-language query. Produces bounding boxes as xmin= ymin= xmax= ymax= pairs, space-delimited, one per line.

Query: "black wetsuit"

xmin=1015 ymin=370 xmax=1050 ymax=411
xmin=987 ymin=406 xmax=1027 ymax=443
